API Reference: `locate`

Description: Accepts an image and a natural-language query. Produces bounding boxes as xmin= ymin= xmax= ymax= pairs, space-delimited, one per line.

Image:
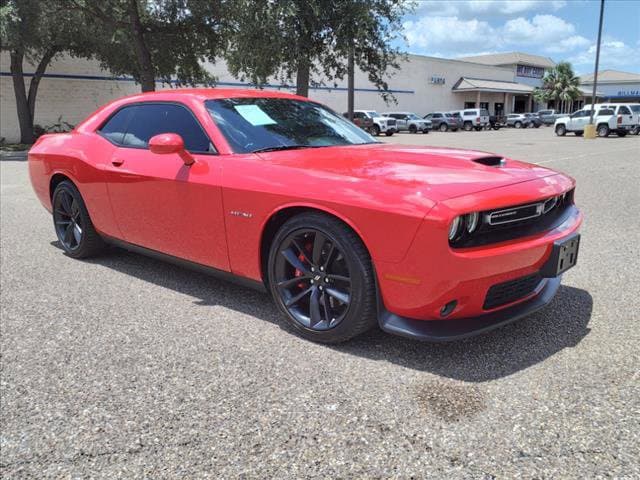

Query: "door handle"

xmin=111 ymin=158 xmax=125 ymax=166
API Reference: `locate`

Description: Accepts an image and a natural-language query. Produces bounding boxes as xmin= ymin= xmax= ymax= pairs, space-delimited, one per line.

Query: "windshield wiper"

xmin=252 ymin=145 xmax=320 ymax=153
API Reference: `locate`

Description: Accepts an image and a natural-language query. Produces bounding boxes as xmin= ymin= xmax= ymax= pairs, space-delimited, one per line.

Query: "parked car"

xmin=353 ymin=110 xmax=396 ymax=136
xmin=458 ymin=108 xmax=490 ymax=131
xmin=488 ymin=115 xmax=505 ymax=130
xmin=28 ymin=88 xmax=582 ymax=343
xmin=343 ymin=111 xmax=374 ymax=133
xmin=424 ymin=112 xmax=460 ymax=132
xmin=554 ymin=107 xmax=634 ymax=137
xmin=524 ymin=113 xmax=542 ymax=128
xmin=584 ymin=103 xmax=639 ymax=135
xmin=536 ymin=109 xmax=562 ymax=125
xmin=382 ymin=112 xmax=431 ymax=133
xmin=506 ymin=113 xmax=531 ymax=129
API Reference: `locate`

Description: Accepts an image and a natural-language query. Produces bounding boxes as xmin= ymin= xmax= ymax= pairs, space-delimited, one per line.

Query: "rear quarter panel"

xmin=28 ymin=133 xmax=121 ymax=238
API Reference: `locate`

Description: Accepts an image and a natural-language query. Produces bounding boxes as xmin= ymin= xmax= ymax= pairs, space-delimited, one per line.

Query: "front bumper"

xmin=379 ymin=276 xmax=561 ymax=341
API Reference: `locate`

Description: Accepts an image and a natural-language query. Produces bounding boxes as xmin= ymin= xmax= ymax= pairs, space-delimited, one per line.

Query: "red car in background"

xmin=28 ymin=89 xmax=582 ymax=343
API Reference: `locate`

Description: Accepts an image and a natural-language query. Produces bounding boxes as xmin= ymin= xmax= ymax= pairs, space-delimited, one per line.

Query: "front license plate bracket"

xmin=541 ymin=233 xmax=580 ymax=278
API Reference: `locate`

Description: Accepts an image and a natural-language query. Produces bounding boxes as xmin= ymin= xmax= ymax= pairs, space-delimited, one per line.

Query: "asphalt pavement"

xmin=1 ymin=127 xmax=639 ymax=478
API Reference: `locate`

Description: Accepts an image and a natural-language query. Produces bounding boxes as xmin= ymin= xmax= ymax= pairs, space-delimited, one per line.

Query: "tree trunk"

xmin=347 ymin=47 xmax=354 ymax=121
xmin=10 ymin=49 xmax=34 ymax=144
xmin=296 ymin=57 xmax=310 ymax=97
xmin=128 ymin=0 xmax=155 ymax=92
xmin=27 ymin=47 xmax=57 ymax=124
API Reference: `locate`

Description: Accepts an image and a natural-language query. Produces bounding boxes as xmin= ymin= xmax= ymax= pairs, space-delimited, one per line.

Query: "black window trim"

xmin=96 ymin=100 xmax=218 ymax=155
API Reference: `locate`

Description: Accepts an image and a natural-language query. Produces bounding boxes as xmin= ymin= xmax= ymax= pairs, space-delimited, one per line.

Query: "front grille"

xmin=483 ymin=274 xmax=542 ymax=310
xmin=452 ymin=189 xmax=575 ymax=248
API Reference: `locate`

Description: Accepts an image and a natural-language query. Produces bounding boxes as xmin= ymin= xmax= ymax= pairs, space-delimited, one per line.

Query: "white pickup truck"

xmin=554 ymin=107 xmax=635 ymax=137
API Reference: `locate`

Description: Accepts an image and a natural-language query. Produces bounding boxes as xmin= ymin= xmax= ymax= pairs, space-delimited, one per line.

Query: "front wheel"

xmin=385 ymin=131 xmax=394 ymax=137
xmin=409 ymin=125 xmax=417 ymax=134
xmin=439 ymin=123 xmax=448 ymax=132
xmin=52 ymin=180 xmax=105 ymax=258
xmin=631 ymin=126 xmax=640 ymax=135
xmin=372 ymin=124 xmax=381 ymax=136
xmin=463 ymin=122 xmax=473 ymax=131
xmin=555 ymin=124 xmax=566 ymax=136
xmin=267 ymin=213 xmax=377 ymax=343
xmin=515 ymin=121 xmax=522 ymax=129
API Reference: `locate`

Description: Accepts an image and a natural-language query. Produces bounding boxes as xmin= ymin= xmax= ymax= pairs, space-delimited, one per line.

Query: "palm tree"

xmin=534 ymin=61 xmax=581 ymax=113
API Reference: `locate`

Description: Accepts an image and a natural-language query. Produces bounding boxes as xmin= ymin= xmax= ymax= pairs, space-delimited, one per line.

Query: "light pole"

xmin=585 ymin=0 xmax=605 ymax=138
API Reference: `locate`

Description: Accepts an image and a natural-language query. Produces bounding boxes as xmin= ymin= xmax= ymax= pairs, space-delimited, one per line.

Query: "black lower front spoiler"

xmin=379 ymin=276 xmax=561 ymax=342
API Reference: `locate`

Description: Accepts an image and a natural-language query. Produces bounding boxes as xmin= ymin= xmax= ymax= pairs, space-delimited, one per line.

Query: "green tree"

xmin=1 ymin=0 xmax=88 ymax=143
xmin=69 ymin=0 xmax=228 ymax=92
xmin=534 ymin=61 xmax=581 ymax=114
xmin=224 ymin=0 xmax=409 ymax=99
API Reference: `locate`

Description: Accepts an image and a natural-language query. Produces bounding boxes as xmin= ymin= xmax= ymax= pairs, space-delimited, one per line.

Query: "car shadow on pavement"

xmin=61 ymin=242 xmax=593 ymax=383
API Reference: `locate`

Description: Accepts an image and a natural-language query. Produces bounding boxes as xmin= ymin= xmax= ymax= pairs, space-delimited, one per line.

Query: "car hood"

xmin=259 ymin=143 xmax=559 ymax=202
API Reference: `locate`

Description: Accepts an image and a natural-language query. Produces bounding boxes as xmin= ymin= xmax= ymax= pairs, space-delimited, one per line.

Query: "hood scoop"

xmin=472 ymin=156 xmax=505 ymax=167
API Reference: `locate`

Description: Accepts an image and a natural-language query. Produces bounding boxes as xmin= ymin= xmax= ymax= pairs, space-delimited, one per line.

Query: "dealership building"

xmin=1 ymin=50 xmax=638 ymax=143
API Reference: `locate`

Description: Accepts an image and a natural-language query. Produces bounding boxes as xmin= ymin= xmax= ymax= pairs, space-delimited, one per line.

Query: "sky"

xmin=398 ymin=0 xmax=640 ymax=74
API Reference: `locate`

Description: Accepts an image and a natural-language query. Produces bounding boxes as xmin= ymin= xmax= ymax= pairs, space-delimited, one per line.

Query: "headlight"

xmin=448 ymin=216 xmax=463 ymax=241
xmin=465 ymin=212 xmax=479 ymax=233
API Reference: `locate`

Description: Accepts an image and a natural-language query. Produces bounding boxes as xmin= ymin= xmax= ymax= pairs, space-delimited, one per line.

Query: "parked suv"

xmin=343 ymin=111 xmax=374 ymax=133
xmin=506 ymin=113 xmax=530 ymax=128
xmin=536 ymin=109 xmax=562 ymax=125
xmin=459 ymin=108 xmax=490 ymax=131
xmin=382 ymin=112 xmax=431 ymax=133
xmin=424 ymin=112 xmax=460 ymax=132
xmin=554 ymin=107 xmax=634 ymax=137
xmin=352 ymin=110 xmax=396 ymax=136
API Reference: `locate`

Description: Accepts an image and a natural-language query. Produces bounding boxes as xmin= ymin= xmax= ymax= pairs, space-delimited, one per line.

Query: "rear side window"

xmin=122 ymin=103 xmax=213 ymax=153
xmin=618 ymin=106 xmax=631 ymax=115
xmin=432 ymin=113 xmax=442 ymax=118
xmin=480 ymin=109 xmax=489 ymax=116
xmin=598 ymin=109 xmax=614 ymax=115
xmin=99 ymin=107 xmax=135 ymax=144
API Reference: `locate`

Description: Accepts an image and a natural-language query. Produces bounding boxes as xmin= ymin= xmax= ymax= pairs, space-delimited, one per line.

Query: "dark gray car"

xmin=424 ymin=112 xmax=461 ymax=132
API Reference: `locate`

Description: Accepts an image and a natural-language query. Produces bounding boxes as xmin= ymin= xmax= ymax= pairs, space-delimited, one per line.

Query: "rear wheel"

xmin=555 ymin=124 xmax=566 ymax=136
xmin=439 ymin=123 xmax=448 ymax=132
xmin=515 ymin=121 xmax=522 ymax=129
xmin=52 ymin=180 xmax=105 ymax=258
xmin=597 ymin=124 xmax=610 ymax=137
xmin=267 ymin=213 xmax=377 ymax=343
xmin=463 ymin=122 xmax=473 ymax=131
xmin=385 ymin=131 xmax=394 ymax=137
xmin=617 ymin=131 xmax=627 ymax=137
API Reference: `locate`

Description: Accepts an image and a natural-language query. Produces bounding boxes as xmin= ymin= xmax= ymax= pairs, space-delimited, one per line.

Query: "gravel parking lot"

xmin=1 ymin=128 xmax=639 ymax=478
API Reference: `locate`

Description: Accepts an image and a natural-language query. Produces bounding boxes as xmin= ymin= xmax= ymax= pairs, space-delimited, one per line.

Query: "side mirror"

xmin=148 ymin=133 xmax=195 ymax=166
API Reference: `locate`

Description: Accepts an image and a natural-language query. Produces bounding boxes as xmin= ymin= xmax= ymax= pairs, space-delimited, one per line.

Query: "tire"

xmin=409 ymin=125 xmax=417 ymax=134
xmin=385 ymin=131 xmax=394 ymax=137
xmin=267 ymin=213 xmax=377 ymax=343
xmin=617 ymin=131 xmax=627 ymax=137
xmin=597 ymin=124 xmax=610 ymax=137
xmin=52 ymin=180 xmax=105 ymax=258
xmin=422 ymin=129 xmax=429 ymax=134
xmin=574 ymin=131 xmax=583 ymax=136
xmin=515 ymin=121 xmax=522 ymax=129
xmin=463 ymin=122 xmax=473 ymax=131
xmin=439 ymin=123 xmax=448 ymax=132
xmin=555 ymin=124 xmax=566 ymax=136
xmin=474 ymin=126 xmax=482 ymax=131
xmin=451 ymin=128 xmax=458 ymax=132
xmin=534 ymin=124 xmax=541 ymax=128
xmin=632 ymin=126 xmax=640 ymax=135
xmin=372 ymin=124 xmax=381 ymax=136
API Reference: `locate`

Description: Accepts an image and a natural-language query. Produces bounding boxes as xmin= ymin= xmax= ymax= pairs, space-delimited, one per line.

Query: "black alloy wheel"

xmin=52 ymin=181 xmax=105 ymax=258
xmin=268 ymin=213 xmax=377 ymax=343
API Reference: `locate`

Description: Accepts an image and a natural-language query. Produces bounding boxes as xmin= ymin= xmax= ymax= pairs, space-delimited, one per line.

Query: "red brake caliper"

xmin=295 ymin=242 xmax=313 ymax=289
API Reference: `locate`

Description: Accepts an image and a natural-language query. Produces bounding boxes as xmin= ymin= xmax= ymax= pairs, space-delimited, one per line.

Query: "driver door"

xmin=101 ymin=102 xmax=229 ymax=270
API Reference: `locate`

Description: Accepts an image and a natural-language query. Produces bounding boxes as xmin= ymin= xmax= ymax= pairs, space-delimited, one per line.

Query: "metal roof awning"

xmin=452 ymin=77 xmax=535 ymax=94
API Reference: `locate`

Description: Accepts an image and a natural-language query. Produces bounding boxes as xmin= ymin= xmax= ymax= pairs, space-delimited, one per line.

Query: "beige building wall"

xmin=1 ymin=52 xmax=517 ymax=143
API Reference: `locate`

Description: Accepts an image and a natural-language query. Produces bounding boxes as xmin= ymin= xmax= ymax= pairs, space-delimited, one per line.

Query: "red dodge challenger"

xmin=29 ymin=89 xmax=582 ymax=343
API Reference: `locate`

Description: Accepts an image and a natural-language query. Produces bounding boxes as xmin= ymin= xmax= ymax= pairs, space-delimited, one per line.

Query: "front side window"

xmin=206 ymin=98 xmax=376 ymax=153
xmin=431 ymin=113 xmax=441 ymax=118
xmin=122 ymin=103 xmax=214 ymax=153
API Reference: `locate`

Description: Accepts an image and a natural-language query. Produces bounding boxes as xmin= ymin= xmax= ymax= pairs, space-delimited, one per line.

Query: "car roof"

xmin=116 ymin=88 xmax=309 ymax=103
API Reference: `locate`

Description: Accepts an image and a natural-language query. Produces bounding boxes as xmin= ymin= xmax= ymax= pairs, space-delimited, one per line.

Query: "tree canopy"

xmin=534 ymin=61 xmax=582 ymax=113
xmin=224 ymin=0 xmax=410 ymax=98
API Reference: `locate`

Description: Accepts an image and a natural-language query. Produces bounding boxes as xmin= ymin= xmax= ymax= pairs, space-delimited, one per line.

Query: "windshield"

xmin=630 ymin=105 xmax=640 ymax=113
xmin=206 ymin=98 xmax=377 ymax=153
xmin=407 ymin=113 xmax=421 ymax=120
xmin=366 ymin=111 xmax=380 ymax=117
